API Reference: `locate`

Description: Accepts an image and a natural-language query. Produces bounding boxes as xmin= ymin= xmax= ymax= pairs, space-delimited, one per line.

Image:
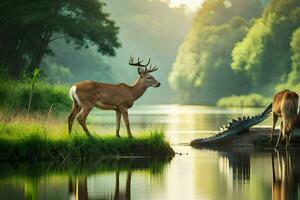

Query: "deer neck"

xmin=130 ymin=77 xmax=148 ymax=101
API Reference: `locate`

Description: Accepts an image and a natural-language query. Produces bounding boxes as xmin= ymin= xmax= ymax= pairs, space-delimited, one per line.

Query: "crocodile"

xmin=191 ymin=103 xmax=273 ymax=147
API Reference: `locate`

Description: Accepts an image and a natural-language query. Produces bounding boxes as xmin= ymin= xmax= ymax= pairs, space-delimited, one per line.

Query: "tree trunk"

xmin=28 ymin=31 xmax=52 ymax=73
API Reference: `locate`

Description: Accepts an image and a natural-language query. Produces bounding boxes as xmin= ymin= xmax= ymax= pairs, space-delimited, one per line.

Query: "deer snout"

xmin=155 ymin=82 xmax=161 ymax=87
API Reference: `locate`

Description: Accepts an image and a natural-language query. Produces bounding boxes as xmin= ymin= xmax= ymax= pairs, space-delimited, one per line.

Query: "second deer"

xmin=271 ymin=90 xmax=299 ymax=149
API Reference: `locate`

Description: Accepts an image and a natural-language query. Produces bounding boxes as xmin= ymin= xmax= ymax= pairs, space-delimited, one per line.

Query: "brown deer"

xmin=271 ymin=90 xmax=299 ymax=149
xmin=68 ymin=57 xmax=160 ymax=137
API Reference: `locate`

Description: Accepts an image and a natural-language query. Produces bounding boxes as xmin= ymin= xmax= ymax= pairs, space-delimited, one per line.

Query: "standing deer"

xmin=68 ymin=57 xmax=161 ymax=137
xmin=271 ymin=90 xmax=299 ymax=149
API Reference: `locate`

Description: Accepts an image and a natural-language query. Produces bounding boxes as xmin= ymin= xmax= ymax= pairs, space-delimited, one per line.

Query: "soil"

xmin=191 ymin=127 xmax=300 ymax=152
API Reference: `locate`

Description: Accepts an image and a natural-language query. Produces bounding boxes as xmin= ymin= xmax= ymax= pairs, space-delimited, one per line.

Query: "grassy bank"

xmin=217 ymin=93 xmax=271 ymax=107
xmin=0 ymin=80 xmax=70 ymax=113
xmin=0 ymin=118 xmax=174 ymax=160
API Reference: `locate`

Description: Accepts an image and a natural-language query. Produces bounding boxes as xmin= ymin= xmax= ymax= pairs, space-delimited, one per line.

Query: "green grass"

xmin=0 ymin=80 xmax=70 ymax=114
xmin=0 ymin=120 xmax=174 ymax=161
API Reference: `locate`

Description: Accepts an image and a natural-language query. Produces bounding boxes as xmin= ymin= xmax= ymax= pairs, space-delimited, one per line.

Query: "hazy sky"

xmin=102 ymin=0 xmax=194 ymax=104
xmin=161 ymin=0 xmax=204 ymax=11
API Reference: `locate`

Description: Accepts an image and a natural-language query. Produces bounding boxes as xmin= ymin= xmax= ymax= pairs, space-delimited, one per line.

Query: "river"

xmin=1 ymin=105 xmax=300 ymax=200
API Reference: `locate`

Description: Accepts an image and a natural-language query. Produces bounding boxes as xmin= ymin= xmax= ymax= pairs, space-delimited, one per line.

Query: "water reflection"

xmin=219 ymin=152 xmax=250 ymax=181
xmin=271 ymin=151 xmax=299 ymax=200
xmin=68 ymin=170 xmax=133 ymax=200
xmin=0 ymin=158 xmax=169 ymax=200
xmin=2 ymin=150 xmax=300 ymax=200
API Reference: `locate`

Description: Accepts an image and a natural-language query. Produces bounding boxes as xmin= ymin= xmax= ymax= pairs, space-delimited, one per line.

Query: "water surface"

xmin=2 ymin=105 xmax=299 ymax=200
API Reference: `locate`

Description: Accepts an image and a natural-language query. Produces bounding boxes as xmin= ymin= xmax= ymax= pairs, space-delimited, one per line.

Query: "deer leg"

xmin=120 ymin=107 xmax=133 ymax=138
xmin=116 ymin=110 xmax=121 ymax=137
xmin=77 ymin=106 xmax=93 ymax=136
xmin=271 ymin=113 xmax=278 ymax=143
xmin=288 ymin=129 xmax=294 ymax=147
xmin=286 ymin=134 xmax=289 ymax=150
xmin=275 ymin=121 xmax=283 ymax=148
xmin=68 ymin=102 xmax=81 ymax=134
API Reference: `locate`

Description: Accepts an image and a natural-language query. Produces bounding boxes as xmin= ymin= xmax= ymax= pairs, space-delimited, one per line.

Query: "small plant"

xmin=26 ymin=68 xmax=41 ymax=120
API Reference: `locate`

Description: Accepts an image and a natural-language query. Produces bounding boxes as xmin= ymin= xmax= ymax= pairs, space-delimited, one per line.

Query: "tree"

xmin=287 ymin=28 xmax=300 ymax=84
xmin=0 ymin=0 xmax=120 ymax=78
xmin=169 ymin=0 xmax=263 ymax=104
xmin=231 ymin=0 xmax=300 ymax=87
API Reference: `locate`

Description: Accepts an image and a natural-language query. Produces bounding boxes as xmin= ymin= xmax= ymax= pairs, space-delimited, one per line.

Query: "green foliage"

xmin=231 ymin=0 xmax=300 ymax=86
xmin=29 ymin=68 xmax=41 ymax=89
xmin=0 ymin=80 xmax=70 ymax=113
xmin=169 ymin=0 xmax=263 ymax=104
xmin=26 ymin=68 xmax=41 ymax=118
xmin=217 ymin=93 xmax=271 ymax=107
xmin=0 ymin=0 xmax=120 ymax=78
xmin=287 ymin=28 xmax=300 ymax=84
xmin=0 ymin=121 xmax=174 ymax=160
xmin=41 ymin=61 xmax=73 ymax=84
xmin=170 ymin=0 xmax=300 ymax=106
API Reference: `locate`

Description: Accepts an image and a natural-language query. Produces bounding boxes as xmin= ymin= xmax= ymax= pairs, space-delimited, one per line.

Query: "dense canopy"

xmin=0 ymin=0 xmax=120 ymax=78
xmin=169 ymin=0 xmax=300 ymax=105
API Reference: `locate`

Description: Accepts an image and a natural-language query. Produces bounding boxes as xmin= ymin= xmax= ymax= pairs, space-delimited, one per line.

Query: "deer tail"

xmin=69 ymin=85 xmax=81 ymax=106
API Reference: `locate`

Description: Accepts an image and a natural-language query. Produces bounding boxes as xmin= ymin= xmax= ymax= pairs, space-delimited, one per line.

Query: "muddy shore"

xmin=191 ymin=127 xmax=300 ymax=151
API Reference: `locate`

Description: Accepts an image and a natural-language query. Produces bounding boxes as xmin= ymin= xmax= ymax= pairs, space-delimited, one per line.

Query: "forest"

xmin=1 ymin=0 xmax=300 ymax=108
xmin=169 ymin=0 xmax=300 ymax=106
xmin=0 ymin=0 xmax=191 ymax=111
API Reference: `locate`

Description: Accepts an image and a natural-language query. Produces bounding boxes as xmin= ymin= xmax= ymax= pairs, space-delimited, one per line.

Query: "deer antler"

xmin=129 ymin=56 xmax=150 ymax=67
xmin=129 ymin=56 xmax=158 ymax=73
xmin=146 ymin=64 xmax=158 ymax=73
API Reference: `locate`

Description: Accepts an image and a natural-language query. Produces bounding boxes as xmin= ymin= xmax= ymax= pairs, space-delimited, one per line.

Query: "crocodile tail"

xmin=261 ymin=103 xmax=272 ymax=117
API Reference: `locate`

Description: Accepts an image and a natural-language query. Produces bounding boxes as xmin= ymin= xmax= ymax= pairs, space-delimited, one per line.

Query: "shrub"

xmin=217 ymin=93 xmax=271 ymax=107
xmin=0 ymin=80 xmax=70 ymax=114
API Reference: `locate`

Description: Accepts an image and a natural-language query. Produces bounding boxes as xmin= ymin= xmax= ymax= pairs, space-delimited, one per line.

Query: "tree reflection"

xmin=272 ymin=151 xmax=298 ymax=200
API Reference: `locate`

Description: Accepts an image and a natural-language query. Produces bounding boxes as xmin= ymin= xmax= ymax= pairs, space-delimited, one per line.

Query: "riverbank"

xmin=191 ymin=127 xmax=300 ymax=151
xmin=0 ymin=120 xmax=174 ymax=160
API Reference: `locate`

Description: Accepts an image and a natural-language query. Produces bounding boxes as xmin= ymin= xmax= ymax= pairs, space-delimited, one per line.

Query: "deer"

xmin=68 ymin=57 xmax=161 ymax=137
xmin=271 ymin=90 xmax=299 ymax=149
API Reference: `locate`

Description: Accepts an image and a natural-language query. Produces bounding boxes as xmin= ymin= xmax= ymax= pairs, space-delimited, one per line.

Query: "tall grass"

xmin=0 ymin=80 xmax=70 ymax=114
xmin=0 ymin=117 xmax=174 ymax=161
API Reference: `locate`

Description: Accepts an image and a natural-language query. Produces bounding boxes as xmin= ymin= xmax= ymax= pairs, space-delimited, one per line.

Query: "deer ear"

xmin=138 ymin=67 xmax=145 ymax=76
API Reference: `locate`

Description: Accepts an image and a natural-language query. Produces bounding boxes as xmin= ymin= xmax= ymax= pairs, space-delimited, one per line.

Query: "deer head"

xmin=129 ymin=56 xmax=161 ymax=87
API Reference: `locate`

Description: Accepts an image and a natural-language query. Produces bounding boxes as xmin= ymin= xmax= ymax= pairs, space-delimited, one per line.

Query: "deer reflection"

xmin=68 ymin=170 xmax=132 ymax=200
xmin=114 ymin=170 xmax=132 ymax=200
xmin=272 ymin=151 xmax=298 ymax=200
